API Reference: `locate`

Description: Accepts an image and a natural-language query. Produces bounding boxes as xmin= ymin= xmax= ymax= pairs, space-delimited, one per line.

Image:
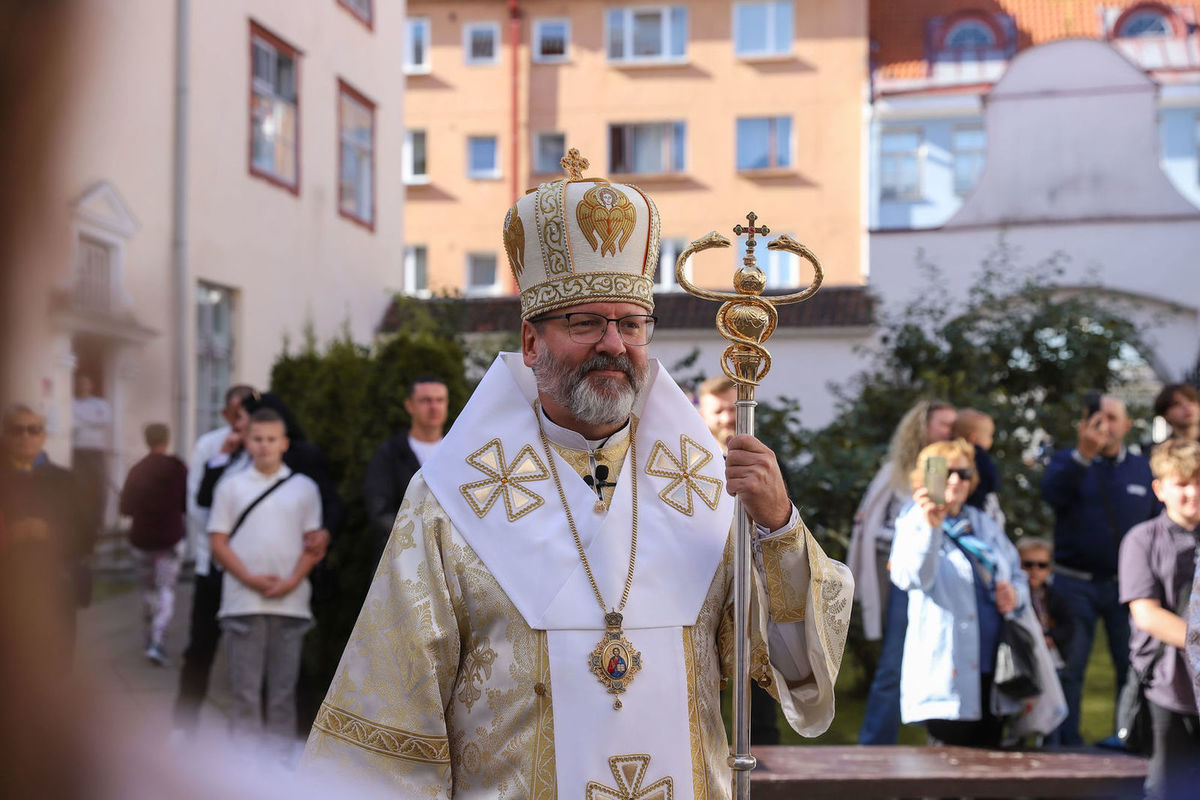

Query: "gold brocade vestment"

xmin=303 ymin=355 xmax=852 ymax=799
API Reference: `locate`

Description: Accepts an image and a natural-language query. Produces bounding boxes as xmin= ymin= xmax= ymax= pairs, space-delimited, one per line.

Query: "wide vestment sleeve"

xmin=739 ymin=512 xmax=853 ymax=737
xmin=302 ymin=474 xmax=461 ymax=796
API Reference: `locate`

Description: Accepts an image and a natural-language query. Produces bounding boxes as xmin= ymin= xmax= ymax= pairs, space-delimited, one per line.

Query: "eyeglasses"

xmin=536 ymin=313 xmax=658 ymax=346
xmin=947 ymin=467 xmax=975 ymax=480
xmin=1022 ymin=560 xmax=1051 ymax=570
xmin=4 ymin=423 xmax=44 ymax=437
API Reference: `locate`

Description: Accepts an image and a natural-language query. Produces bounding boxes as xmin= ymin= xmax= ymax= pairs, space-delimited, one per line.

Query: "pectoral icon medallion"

xmin=588 ymin=611 xmax=643 ymax=710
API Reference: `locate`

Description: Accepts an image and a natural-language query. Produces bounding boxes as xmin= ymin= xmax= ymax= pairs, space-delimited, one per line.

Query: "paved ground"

xmin=76 ymin=573 xmax=234 ymax=746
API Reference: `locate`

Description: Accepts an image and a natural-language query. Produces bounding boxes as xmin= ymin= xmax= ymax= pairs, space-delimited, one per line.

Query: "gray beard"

xmin=533 ymin=343 xmax=645 ymax=427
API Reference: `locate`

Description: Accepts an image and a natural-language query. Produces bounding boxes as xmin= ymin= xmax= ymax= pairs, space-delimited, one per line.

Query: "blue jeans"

xmin=859 ymin=582 xmax=908 ymax=744
xmin=1052 ymin=573 xmax=1130 ymax=746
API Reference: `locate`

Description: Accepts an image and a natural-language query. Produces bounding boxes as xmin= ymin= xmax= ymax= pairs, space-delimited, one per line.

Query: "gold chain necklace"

xmin=536 ymin=413 xmax=642 ymax=710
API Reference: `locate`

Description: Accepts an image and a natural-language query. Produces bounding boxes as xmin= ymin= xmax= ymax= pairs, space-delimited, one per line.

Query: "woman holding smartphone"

xmin=890 ymin=438 xmax=1028 ymax=747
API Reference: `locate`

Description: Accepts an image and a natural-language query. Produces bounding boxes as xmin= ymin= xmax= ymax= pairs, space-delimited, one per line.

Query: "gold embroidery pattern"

xmin=460 ymin=439 xmax=548 ymax=521
xmin=627 ymin=184 xmax=661 ymax=278
xmin=759 ymin=521 xmax=807 ymax=623
xmin=807 ymin=529 xmax=850 ymax=674
xmin=313 ymin=704 xmax=451 ymax=764
xmin=520 ymin=272 xmax=655 ymax=319
xmin=577 ymin=184 xmax=637 ymax=257
xmin=536 ymin=181 xmax=570 ymax=277
xmin=530 ymin=630 xmax=557 ymax=799
xmin=645 ymin=436 xmax=723 ymax=516
xmin=456 ymin=635 xmax=498 ymax=712
xmin=587 ymin=753 xmax=675 ymax=800
xmin=388 ymin=495 xmax=418 ymax=553
xmin=504 ymin=206 xmax=526 ymax=277
xmin=681 ymin=627 xmax=708 ymax=800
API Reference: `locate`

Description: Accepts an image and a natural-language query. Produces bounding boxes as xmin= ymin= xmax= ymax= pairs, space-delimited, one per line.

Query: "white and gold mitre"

xmin=503 ymin=148 xmax=661 ymax=320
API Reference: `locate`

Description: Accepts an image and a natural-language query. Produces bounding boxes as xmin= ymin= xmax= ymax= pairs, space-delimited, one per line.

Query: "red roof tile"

xmin=872 ymin=0 xmax=1200 ymax=84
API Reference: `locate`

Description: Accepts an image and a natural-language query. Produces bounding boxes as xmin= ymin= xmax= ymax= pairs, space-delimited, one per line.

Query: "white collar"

xmin=538 ymin=405 xmax=631 ymax=452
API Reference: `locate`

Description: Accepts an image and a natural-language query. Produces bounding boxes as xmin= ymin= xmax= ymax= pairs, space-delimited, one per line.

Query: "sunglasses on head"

xmin=4 ymin=423 xmax=44 ymax=437
xmin=947 ymin=467 xmax=974 ymax=480
xmin=1022 ymin=560 xmax=1050 ymax=569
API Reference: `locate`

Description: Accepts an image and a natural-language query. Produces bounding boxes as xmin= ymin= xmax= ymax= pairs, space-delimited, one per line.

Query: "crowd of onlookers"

xmin=4 ymin=373 xmax=1198 ymax=792
xmin=848 ymin=383 xmax=1200 ymax=799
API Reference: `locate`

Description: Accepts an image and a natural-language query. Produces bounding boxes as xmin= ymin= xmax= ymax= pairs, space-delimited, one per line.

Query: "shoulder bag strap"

xmin=229 ymin=473 xmax=295 ymax=540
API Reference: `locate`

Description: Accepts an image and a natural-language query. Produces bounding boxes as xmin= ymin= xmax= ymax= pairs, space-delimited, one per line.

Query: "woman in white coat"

xmin=890 ymin=438 xmax=1029 ymax=747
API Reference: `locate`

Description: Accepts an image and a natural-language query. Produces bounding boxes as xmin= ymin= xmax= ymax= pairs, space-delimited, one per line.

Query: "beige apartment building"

xmin=402 ymin=0 xmax=868 ymax=299
xmin=6 ymin=0 xmax=404 ymax=504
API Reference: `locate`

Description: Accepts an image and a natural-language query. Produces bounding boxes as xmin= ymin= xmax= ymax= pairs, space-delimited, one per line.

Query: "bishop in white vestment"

xmin=303 ymin=152 xmax=853 ymax=799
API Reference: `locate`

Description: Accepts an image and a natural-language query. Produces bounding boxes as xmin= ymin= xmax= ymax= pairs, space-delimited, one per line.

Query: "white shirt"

xmin=209 ymin=464 xmax=321 ymax=620
xmin=407 ymin=435 xmax=442 ymax=466
xmin=72 ymin=395 xmax=112 ymax=450
xmin=187 ymin=425 xmax=253 ymax=575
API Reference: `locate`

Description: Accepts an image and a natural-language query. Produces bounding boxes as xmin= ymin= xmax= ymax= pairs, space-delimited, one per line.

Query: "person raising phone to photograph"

xmin=890 ymin=439 xmax=1027 ymax=747
xmin=1041 ymin=392 xmax=1158 ymax=746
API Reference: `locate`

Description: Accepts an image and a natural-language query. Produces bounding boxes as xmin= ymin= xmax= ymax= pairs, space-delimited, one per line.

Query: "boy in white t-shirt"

xmin=208 ymin=408 xmax=322 ymax=756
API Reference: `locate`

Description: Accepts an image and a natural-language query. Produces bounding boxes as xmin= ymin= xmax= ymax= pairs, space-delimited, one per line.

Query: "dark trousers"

xmin=926 ymin=673 xmax=1003 ymax=748
xmin=1053 ymin=573 xmax=1129 ymax=745
xmin=1146 ymin=701 xmax=1200 ymax=800
xmin=173 ymin=568 xmax=223 ymax=731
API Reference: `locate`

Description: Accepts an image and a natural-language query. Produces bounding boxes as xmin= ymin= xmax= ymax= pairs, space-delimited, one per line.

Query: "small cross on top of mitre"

xmin=561 ymin=148 xmax=591 ymax=180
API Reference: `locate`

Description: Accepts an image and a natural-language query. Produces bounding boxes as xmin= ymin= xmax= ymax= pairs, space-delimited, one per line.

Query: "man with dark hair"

xmin=1042 ymin=393 xmax=1158 ymax=745
xmin=363 ymin=376 xmax=448 ymax=563
xmin=1154 ymin=383 xmax=1200 ymax=443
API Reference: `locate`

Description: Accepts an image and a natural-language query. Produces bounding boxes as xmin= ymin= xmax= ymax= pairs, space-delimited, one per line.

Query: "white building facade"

xmin=7 ymin=0 xmax=405 ymax=521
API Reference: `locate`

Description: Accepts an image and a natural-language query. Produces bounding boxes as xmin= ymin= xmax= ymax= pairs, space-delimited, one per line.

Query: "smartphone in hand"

xmin=1083 ymin=390 xmax=1101 ymax=420
xmin=925 ymin=455 xmax=948 ymax=505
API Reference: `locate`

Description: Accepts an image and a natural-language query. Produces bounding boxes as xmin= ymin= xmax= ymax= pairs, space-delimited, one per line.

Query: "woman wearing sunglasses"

xmin=889 ymin=438 xmax=1029 ymax=747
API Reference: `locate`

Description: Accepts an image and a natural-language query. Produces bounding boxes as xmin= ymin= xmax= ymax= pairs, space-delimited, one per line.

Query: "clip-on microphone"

xmin=582 ymin=464 xmax=616 ymax=499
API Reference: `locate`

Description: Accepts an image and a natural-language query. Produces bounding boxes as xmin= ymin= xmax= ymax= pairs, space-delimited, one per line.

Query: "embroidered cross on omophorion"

xmin=459 ymin=439 xmax=549 ymax=522
xmin=645 ymin=435 xmax=723 ymax=516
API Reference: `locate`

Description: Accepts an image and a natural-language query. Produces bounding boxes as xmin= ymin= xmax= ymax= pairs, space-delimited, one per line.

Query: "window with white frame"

xmin=943 ymin=19 xmax=996 ymax=49
xmin=466 ymin=253 xmax=499 ymax=295
xmin=1116 ymin=8 xmax=1173 ymax=37
xmin=533 ymin=132 xmax=566 ymax=174
xmin=761 ymin=241 xmax=798 ymax=288
xmin=464 ymin=22 xmax=500 ymax=65
xmin=404 ymin=129 xmax=428 ymax=184
xmin=467 ymin=135 xmax=500 ymax=179
xmin=607 ymin=6 xmax=688 ymax=63
xmin=404 ymin=245 xmax=429 ymax=296
xmin=196 ymin=282 xmax=236 ymax=436
xmin=879 ymin=130 xmax=922 ymax=201
xmin=609 ymin=122 xmax=686 ymax=175
xmin=653 ymin=237 xmax=692 ymax=291
xmin=733 ymin=1 xmax=793 ymax=57
xmin=338 ymin=82 xmax=374 ymax=227
xmin=736 ymin=116 xmax=792 ymax=170
xmin=534 ymin=18 xmax=570 ymax=62
xmin=404 ymin=17 xmax=431 ymax=73
xmin=952 ymin=126 xmax=986 ymax=195
xmin=250 ymin=24 xmax=299 ymax=188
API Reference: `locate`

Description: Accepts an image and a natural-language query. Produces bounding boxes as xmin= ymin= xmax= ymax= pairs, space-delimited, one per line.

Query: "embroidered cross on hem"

xmin=586 ymin=753 xmax=674 ymax=800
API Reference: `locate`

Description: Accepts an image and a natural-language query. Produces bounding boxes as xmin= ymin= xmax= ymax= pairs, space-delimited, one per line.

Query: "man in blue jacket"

xmin=1041 ymin=394 xmax=1158 ymax=745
